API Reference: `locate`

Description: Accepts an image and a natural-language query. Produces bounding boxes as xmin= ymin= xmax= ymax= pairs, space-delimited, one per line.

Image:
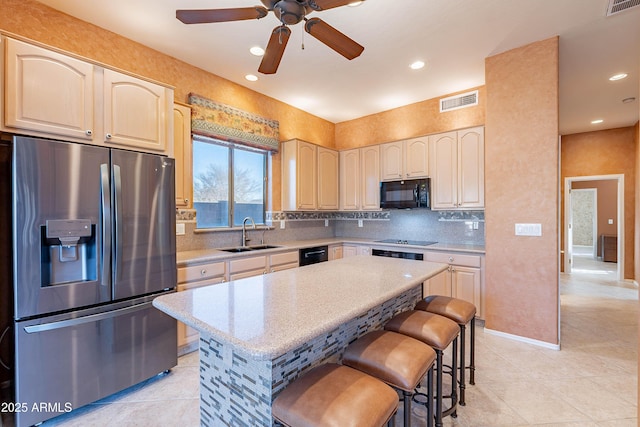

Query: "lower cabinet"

xmin=177 ymin=261 xmax=226 ymax=353
xmin=229 ymin=255 xmax=268 ymax=280
xmin=423 ymin=251 xmax=483 ymax=319
xmin=269 ymin=251 xmax=299 ymax=272
xmin=329 ymin=244 xmax=343 ymax=260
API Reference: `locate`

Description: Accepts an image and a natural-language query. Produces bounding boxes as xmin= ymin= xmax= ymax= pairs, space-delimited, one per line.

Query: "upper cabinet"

xmin=429 ymin=126 xmax=484 ymax=210
xmin=173 ymin=103 xmax=192 ymax=208
xmin=317 ymin=147 xmax=339 ymax=210
xmin=2 ymin=37 xmax=173 ymax=156
xmin=4 ymin=37 xmax=94 ymax=141
xmin=282 ymin=140 xmax=339 ymax=211
xmin=102 ymin=69 xmax=171 ymax=154
xmin=380 ymin=137 xmax=428 ymax=181
xmin=339 ymin=145 xmax=380 ymax=211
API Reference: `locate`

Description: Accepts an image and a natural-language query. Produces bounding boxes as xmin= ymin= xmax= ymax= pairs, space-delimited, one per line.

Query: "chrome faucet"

xmin=242 ymin=217 xmax=256 ymax=247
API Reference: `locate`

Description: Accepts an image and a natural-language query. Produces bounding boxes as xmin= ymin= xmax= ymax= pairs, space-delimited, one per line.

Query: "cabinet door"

xmin=296 ymin=141 xmax=318 ymax=210
xmin=429 ymin=131 xmax=458 ymax=210
xmin=177 ymin=277 xmax=225 ymax=348
xmin=380 ymin=141 xmax=403 ymax=181
xmin=342 ymin=245 xmax=358 ymax=258
xmin=5 ymin=38 xmax=94 ymax=141
xmin=423 ymin=269 xmax=451 ymax=298
xmin=173 ymin=103 xmax=192 ymax=208
xmin=329 ymin=245 xmax=343 ymax=260
xmin=317 ymin=147 xmax=339 ymax=210
xmin=339 ymin=149 xmax=360 ymax=210
xmin=451 ymin=266 xmax=481 ymax=317
xmin=360 ymin=146 xmax=380 ymax=210
xmin=357 ymin=246 xmax=371 ymax=256
xmin=404 ymin=137 xmax=429 ymax=179
xmin=103 ymin=69 xmax=169 ymax=153
xmin=458 ymin=127 xmax=484 ymax=208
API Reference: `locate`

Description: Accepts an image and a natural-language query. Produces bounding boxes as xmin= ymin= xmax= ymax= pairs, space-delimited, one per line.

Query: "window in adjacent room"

xmin=192 ymin=136 xmax=267 ymax=228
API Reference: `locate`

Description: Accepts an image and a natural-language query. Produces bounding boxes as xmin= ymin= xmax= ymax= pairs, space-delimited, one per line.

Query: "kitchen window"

xmin=192 ymin=136 xmax=267 ymax=228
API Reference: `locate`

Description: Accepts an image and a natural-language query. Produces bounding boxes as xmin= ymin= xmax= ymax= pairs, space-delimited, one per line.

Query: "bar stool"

xmin=416 ymin=296 xmax=476 ymax=406
xmin=272 ymin=363 xmax=398 ymax=427
xmin=385 ymin=310 xmax=459 ymax=427
xmin=342 ymin=330 xmax=436 ymax=427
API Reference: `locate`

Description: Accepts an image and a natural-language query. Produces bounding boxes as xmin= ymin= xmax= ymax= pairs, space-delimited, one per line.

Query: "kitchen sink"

xmin=219 ymin=245 xmax=281 ymax=253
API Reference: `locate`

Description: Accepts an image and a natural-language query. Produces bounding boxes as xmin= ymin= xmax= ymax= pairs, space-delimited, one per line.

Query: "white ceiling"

xmin=36 ymin=0 xmax=640 ymax=135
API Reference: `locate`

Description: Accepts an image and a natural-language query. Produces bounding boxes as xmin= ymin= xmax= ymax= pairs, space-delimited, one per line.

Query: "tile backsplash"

xmin=176 ymin=209 xmax=484 ymax=252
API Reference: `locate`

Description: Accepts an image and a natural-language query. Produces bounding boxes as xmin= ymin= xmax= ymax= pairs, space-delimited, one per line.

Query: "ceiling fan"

xmin=176 ymin=0 xmax=365 ymax=74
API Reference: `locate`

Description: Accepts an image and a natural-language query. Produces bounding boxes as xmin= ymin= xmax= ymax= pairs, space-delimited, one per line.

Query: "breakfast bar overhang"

xmin=154 ymin=256 xmax=448 ymax=426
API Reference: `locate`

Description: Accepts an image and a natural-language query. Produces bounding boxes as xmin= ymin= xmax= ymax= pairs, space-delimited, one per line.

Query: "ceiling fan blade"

xmin=176 ymin=7 xmax=268 ymax=24
xmin=308 ymin=0 xmax=356 ymax=11
xmin=304 ymin=18 xmax=364 ymax=60
xmin=258 ymin=26 xmax=292 ymax=74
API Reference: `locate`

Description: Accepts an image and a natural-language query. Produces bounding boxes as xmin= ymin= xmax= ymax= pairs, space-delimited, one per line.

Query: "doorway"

xmin=564 ymin=174 xmax=624 ymax=281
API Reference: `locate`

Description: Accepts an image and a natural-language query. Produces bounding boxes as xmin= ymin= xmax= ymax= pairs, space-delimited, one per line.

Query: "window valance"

xmin=188 ymin=93 xmax=280 ymax=153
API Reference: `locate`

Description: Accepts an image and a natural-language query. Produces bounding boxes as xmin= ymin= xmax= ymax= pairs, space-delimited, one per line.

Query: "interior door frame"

xmin=563 ymin=174 xmax=624 ymax=280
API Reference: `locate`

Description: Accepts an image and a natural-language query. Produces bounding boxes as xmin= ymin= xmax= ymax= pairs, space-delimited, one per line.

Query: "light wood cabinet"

xmin=4 ymin=37 xmax=94 ymax=141
xmin=340 ymin=146 xmax=380 ymax=210
xmin=102 ymin=69 xmax=171 ymax=154
xmin=429 ymin=127 xmax=484 ymax=210
xmin=173 ymin=103 xmax=192 ymax=208
xmin=342 ymin=245 xmax=358 ymax=258
xmin=281 ymin=139 xmax=317 ymax=211
xmin=380 ymin=137 xmax=428 ymax=181
xmin=329 ymin=244 xmax=343 ymax=260
xmin=317 ymin=147 xmax=339 ymax=210
xmin=269 ymin=251 xmax=299 ymax=272
xmin=2 ymin=37 xmax=173 ymax=156
xmin=229 ymin=255 xmax=268 ymax=280
xmin=424 ymin=251 xmax=483 ymax=318
xmin=177 ymin=261 xmax=227 ymax=352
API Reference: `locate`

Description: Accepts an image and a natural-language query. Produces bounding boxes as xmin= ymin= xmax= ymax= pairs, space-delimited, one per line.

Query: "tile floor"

xmin=38 ymin=252 xmax=638 ymax=427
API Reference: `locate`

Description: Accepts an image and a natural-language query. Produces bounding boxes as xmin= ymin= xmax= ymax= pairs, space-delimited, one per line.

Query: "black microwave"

xmin=379 ymin=178 xmax=430 ymax=209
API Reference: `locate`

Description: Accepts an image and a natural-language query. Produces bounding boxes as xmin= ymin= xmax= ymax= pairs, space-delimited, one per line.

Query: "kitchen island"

xmin=153 ymin=256 xmax=448 ymax=426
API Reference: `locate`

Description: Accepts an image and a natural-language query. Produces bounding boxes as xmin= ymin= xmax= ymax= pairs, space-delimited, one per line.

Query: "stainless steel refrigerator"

xmin=0 ymin=135 xmax=177 ymax=427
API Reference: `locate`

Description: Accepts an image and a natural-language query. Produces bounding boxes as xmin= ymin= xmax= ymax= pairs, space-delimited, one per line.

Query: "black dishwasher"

xmin=299 ymin=245 xmax=329 ymax=266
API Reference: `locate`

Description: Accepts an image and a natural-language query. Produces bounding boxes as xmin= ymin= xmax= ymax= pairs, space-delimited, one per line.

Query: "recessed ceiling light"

xmin=410 ymin=61 xmax=425 ymax=70
xmin=609 ymin=73 xmax=628 ymax=81
xmin=245 ymin=74 xmax=258 ymax=82
xmin=348 ymin=1 xmax=364 ymax=6
xmin=591 ymin=119 xmax=604 ymax=124
xmin=249 ymin=46 xmax=265 ymax=56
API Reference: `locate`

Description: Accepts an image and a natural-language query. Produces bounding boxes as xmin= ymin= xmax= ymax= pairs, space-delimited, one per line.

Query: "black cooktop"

xmin=375 ymin=239 xmax=437 ymax=246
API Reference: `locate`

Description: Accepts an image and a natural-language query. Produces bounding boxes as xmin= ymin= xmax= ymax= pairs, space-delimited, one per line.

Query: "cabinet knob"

xmin=200 ymin=269 xmax=207 ymax=276
xmin=105 ymin=133 xmax=113 ymax=139
xmin=85 ymin=130 xmax=93 ymax=136
xmin=448 ymin=257 xmax=454 ymax=263
xmin=263 ymin=271 xmax=268 ymax=275
xmin=184 ymin=198 xmax=189 ymax=204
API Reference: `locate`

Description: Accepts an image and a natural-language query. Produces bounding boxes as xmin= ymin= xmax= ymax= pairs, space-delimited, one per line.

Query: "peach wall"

xmin=561 ymin=127 xmax=636 ymax=278
xmin=484 ymin=37 xmax=560 ymax=345
xmin=334 ymin=87 xmax=485 ymax=149
xmin=0 ymin=0 xmax=336 ymax=211
xmin=571 ymin=180 xmax=618 ymax=257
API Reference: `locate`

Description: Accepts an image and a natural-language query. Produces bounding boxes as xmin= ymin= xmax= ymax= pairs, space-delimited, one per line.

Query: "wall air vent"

xmin=606 ymin=0 xmax=640 ymax=16
xmin=439 ymin=90 xmax=478 ymax=113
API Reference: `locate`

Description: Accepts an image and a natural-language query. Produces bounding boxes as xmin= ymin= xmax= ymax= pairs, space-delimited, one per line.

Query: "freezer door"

xmin=111 ymin=149 xmax=176 ymax=300
xmin=13 ymin=137 xmax=111 ymax=319
xmin=14 ymin=297 xmax=177 ymax=427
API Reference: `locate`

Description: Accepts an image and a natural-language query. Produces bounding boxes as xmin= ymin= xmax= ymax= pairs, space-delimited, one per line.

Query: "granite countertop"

xmin=177 ymin=237 xmax=484 ymax=266
xmin=153 ymin=256 xmax=448 ymax=360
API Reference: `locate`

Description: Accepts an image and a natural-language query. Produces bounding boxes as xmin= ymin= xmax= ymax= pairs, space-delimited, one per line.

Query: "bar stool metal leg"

xmin=470 ymin=316 xmax=476 ymax=385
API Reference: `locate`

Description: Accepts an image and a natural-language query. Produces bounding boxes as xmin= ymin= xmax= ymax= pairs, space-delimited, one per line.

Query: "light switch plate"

xmin=608 ymin=219 xmax=614 ymax=225
xmin=280 ymin=220 xmax=286 ymax=229
xmin=515 ymin=223 xmax=542 ymax=236
xmin=358 ymin=219 xmax=363 ymax=228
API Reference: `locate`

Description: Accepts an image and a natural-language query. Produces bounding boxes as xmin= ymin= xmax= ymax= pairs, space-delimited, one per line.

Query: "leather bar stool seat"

xmin=342 ymin=330 xmax=437 ymax=427
xmin=385 ymin=310 xmax=459 ymax=427
xmin=416 ymin=296 xmax=477 ymax=406
xmin=272 ymin=363 xmax=398 ymax=427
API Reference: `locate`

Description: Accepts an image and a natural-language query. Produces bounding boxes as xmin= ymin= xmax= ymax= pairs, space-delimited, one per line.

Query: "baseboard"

xmin=484 ymin=327 xmax=561 ymax=350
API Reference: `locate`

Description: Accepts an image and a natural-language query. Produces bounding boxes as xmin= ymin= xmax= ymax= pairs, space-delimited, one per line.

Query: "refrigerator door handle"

xmin=113 ymin=164 xmax=123 ymax=282
xmin=23 ymin=302 xmax=153 ymax=334
xmin=100 ymin=163 xmax=112 ymax=288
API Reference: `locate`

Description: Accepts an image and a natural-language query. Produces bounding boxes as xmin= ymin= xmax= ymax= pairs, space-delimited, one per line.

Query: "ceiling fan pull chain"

xmin=301 ymin=26 xmax=305 ymax=50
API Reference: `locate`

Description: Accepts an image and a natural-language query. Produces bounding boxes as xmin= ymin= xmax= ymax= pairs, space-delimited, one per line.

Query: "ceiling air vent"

xmin=606 ymin=0 xmax=640 ymax=16
xmin=439 ymin=90 xmax=478 ymax=113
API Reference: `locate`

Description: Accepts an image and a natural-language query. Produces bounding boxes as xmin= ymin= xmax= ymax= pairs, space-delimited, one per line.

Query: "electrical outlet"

xmin=358 ymin=219 xmax=363 ymax=228
xmin=608 ymin=219 xmax=614 ymax=225
xmin=325 ymin=219 xmax=329 ymax=227
xmin=280 ymin=220 xmax=286 ymax=229
xmin=175 ymin=223 xmax=185 ymax=236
